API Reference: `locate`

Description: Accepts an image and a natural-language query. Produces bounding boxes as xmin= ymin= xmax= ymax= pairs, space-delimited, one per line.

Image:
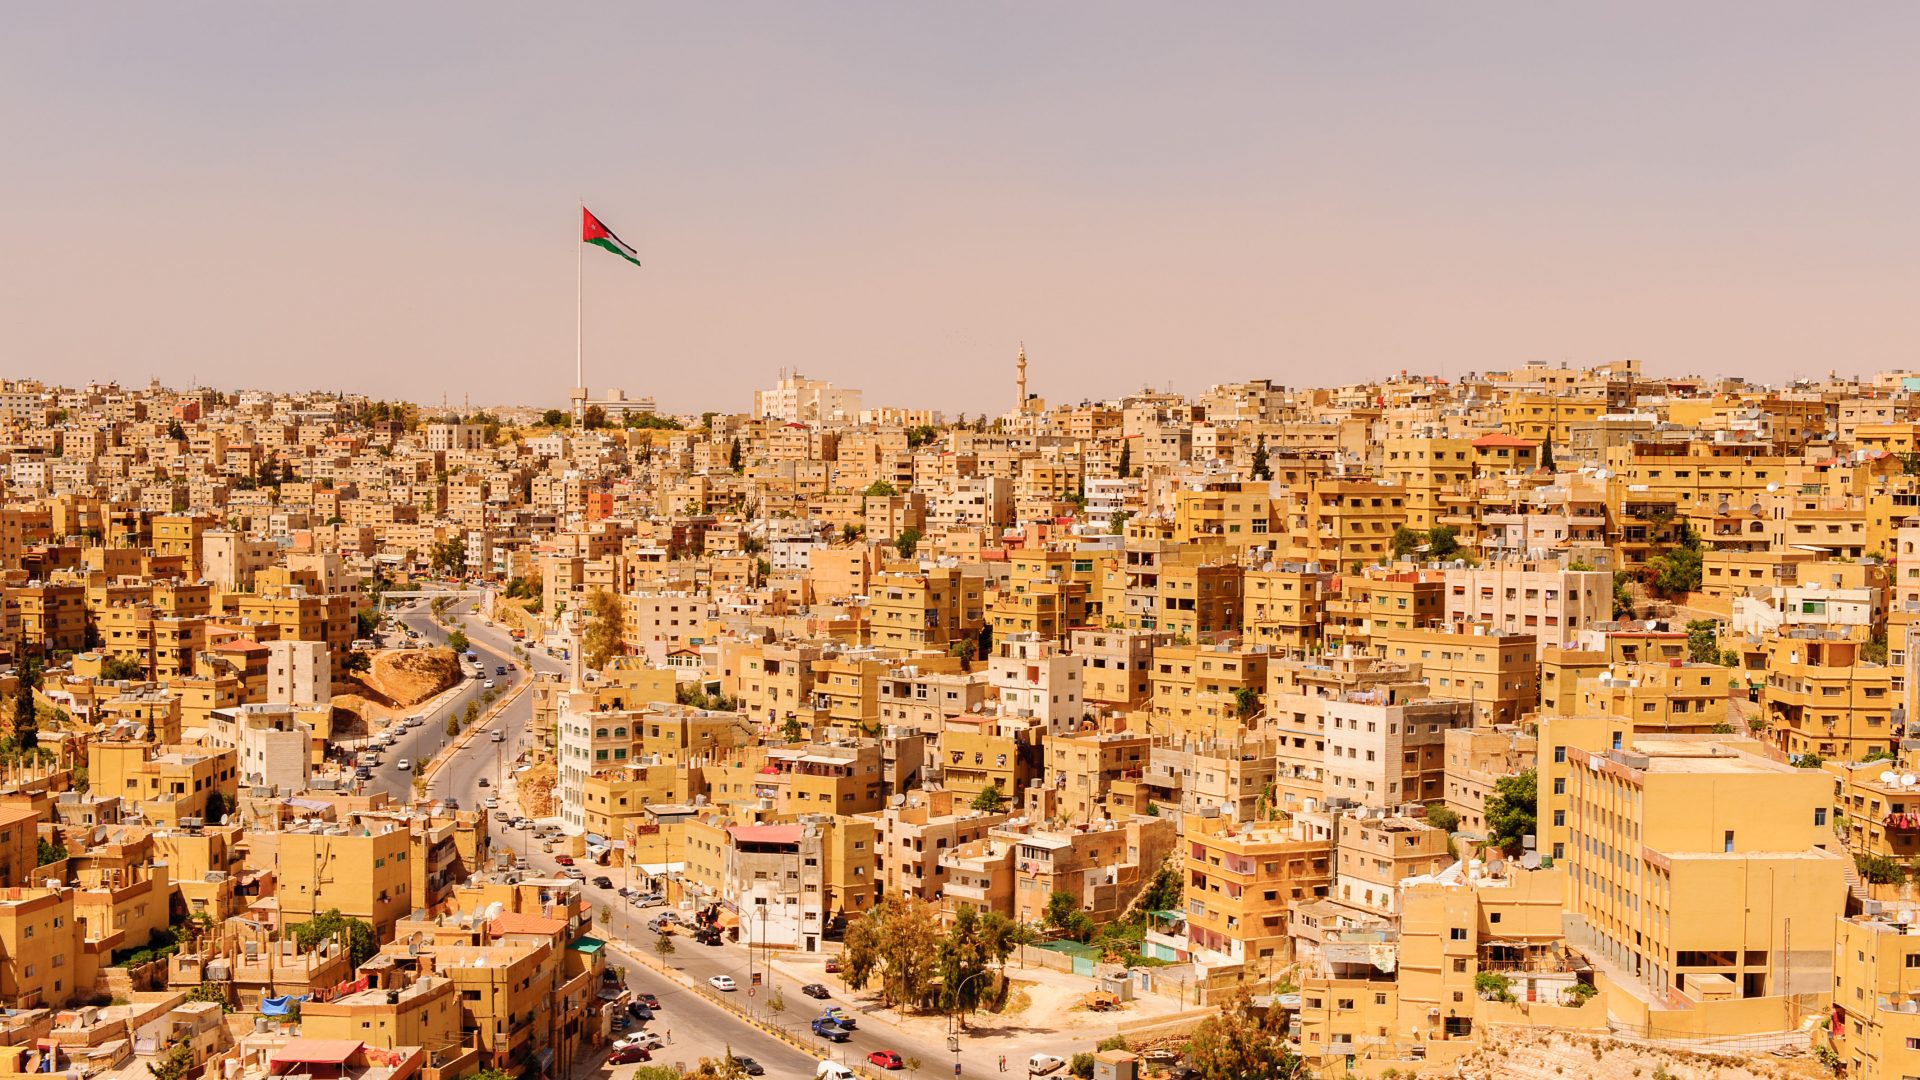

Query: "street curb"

xmin=416 ymin=621 xmax=532 ymax=787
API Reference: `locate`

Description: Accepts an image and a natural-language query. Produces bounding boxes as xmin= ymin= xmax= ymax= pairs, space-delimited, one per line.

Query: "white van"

xmin=1029 ymin=1055 xmax=1066 ymax=1076
xmin=817 ymin=1063 xmax=856 ymax=1080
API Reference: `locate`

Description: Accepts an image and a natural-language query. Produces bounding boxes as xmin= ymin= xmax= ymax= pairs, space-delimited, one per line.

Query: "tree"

xmin=582 ymin=587 xmax=627 ymax=670
xmin=655 ymin=933 xmax=676 ymax=961
xmin=1233 ymin=686 xmax=1260 ymax=721
xmin=938 ymin=906 xmax=1007 ymax=1021
xmin=101 ymin=655 xmax=146 ymax=681
xmin=342 ymin=650 xmax=372 ymax=675
xmin=166 ymin=419 xmax=187 ymax=441
xmin=186 ymin=980 xmax=234 ymax=1012
xmin=865 ymin=480 xmax=899 ymax=498
xmin=1249 ymin=436 xmax=1270 ymax=481
xmin=463 ymin=702 xmax=480 ymax=727
xmin=1474 ymin=971 xmax=1517 ymax=1002
xmin=445 ymin=714 xmax=460 ymax=737
xmin=203 ymin=789 xmax=229 ymax=825
xmin=1180 ymin=991 xmax=1306 ymax=1080
xmin=293 ymin=909 xmax=378 ymax=967
xmin=1427 ymin=524 xmax=1461 ymax=560
xmin=842 ymin=897 xmax=943 ymax=1008
xmin=1538 ymin=439 xmax=1555 ymax=472
xmin=1109 ymin=509 xmax=1132 ymax=536
xmin=1484 ymin=769 xmax=1537 ymax=854
xmin=971 ymin=784 xmax=1007 ymax=813
xmin=1424 ymin=803 xmax=1460 ymax=833
xmin=782 ymin=715 xmax=804 ymax=742
xmin=430 ymin=536 xmax=467 ymax=577
xmin=542 ymin=409 xmax=570 ymax=427
xmin=36 ymin=837 xmax=66 ymax=865
xmin=1612 ymin=572 xmax=1636 ymax=619
xmin=13 ymin=654 xmax=39 ymax=752
xmin=1686 ymin=620 xmax=1720 ymax=664
xmin=1390 ymin=526 xmax=1425 ymax=560
xmin=1117 ymin=440 xmax=1132 ymax=478
xmin=950 ymin=638 xmax=977 ymax=666
xmin=148 ymin=1032 xmax=196 ymax=1080
xmin=895 ymin=527 xmax=922 ymax=560
xmin=728 ymin=437 xmax=744 ymax=473
xmin=446 ymin=630 xmax=470 ymax=654
xmin=1043 ymin=890 xmax=1093 ymax=943
xmin=1069 ymin=1054 xmax=1096 ymax=1080
xmin=581 ymin=405 xmax=609 ymax=429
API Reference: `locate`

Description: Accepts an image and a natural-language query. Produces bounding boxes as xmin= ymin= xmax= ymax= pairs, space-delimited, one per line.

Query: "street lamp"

xmin=946 ymin=969 xmax=995 ymax=1078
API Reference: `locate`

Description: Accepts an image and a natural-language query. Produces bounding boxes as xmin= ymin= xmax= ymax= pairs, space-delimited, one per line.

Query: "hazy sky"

xmin=3 ymin=4 xmax=1917 ymax=414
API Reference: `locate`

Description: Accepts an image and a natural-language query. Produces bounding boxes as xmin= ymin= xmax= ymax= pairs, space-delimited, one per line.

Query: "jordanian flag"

xmin=582 ymin=207 xmax=641 ymax=267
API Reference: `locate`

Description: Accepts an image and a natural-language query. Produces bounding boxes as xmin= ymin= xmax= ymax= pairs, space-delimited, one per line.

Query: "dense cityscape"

xmin=0 ymin=361 xmax=1916 ymax=1080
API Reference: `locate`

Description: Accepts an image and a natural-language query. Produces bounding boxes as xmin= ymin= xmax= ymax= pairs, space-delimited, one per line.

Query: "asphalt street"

xmin=390 ymin=593 xmax=1092 ymax=1079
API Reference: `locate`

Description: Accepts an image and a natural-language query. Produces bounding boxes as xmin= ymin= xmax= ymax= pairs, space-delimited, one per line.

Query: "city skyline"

xmin=5 ymin=4 xmax=1918 ymax=412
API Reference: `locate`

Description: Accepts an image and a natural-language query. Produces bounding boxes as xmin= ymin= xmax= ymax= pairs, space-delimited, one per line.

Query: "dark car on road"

xmin=592 ymin=876 xmax=614 ymax=889
xmin=626 ymin=1001 xmax=653 ymax=1021
xmin=810 ymin=1018 xmax=851 ymax=1042
xmin=730 ymin=1058 xmax=765 ymax=1076
xmin=801 ymin=983 xmax=830 ymax=999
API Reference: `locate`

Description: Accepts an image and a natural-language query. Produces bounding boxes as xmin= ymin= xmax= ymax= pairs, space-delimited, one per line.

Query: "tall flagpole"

xmin=575 ymin=201 xmax=585 ymax=402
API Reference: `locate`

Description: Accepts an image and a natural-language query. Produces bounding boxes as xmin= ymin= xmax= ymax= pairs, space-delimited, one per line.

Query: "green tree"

xmin=445 ymin=629 xmax=470 ymax=654
xmin=13 ymin=654 xmax=40 ymax=752
xmin=865 ymin=480 xmax=899 ymax=498
xmin=1109 ymin=510 xmax=1132 ymax=536
xmin=101 ymin=655 xmax=147 ymax=681
xmin=36 ymin=837 xmax=66 ymax=865
xmin=582 ymin=587 xmax=627 ymax=670
xmin=147 ymin=1033 xmax=196 ymax=1080
xmin=445 ymin=714 xmax=460 ymax=737
xmin=542 ymin=409 xmax=569 ymax=428
xmin=1390 ymin=526 xmax=1425 ymax=560
xmin=782 ymin=715 xmax=804 ymax=742
xmin=1043 ymin=890 xmax=1094 ymax=943
xmin=1117 ymin=440 xmax=1131 ymax=478
xmin=894 ymin=527 xmax=922 ymax=560
xmin=342 ymin=650 xmax=372 ymax=675
xmin=1484 ymin=769 xmax=1538 ymax=854
xmin=1424 ymin=804 xmax=1460 ymax=833
xmin=938 ymin=906 xmax=1008 ymax=1021
xmin=1069 ymin=1054 xmax=1095 ymax=1079
xmin=971 ymin=783 xmax=1007 ymax=813
xmin=1180 ymin=991 xmax=1306 ymax=1080
xmin=655 ymin=933 xmax=676 ymax=961
xmin=842 ymin=897 xmax=943 ymax=1008
xmin=186 ymin=980 xmax=234 ymax=1012
xmin=166 ymin=419 xmax=187 ymax=441
xmin=582 ymin=405 xmax=609 ymax=429
xmin=1474 ymin=971 xmax=1516 ymax=1002
xmin=1538 ymin=439 xmax=1555 ymax=472
xmin=203 ymin=789 xmax=229 ymax=825
xmin=1426 ymin=524 xmax=1461 ymax=560
xmin=1686 ymin=620 xmax=1720 ymax=664
xmin=1249 ymin=436 xmax=1270 ymax=481
xmin=728 ymin=437 xmax=744 ymax=473
xmin=294 ymin=909 xmax=378 ymax=967
xmin=1859 ymin=854 xmax=1906 ymax=885
xmin=1233 ymin=686 xmax=1260 ymax=721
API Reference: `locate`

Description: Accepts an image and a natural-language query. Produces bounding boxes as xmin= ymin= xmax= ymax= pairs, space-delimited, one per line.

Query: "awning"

xmin=273 ymin=1040 xmax=363 ymax=1066
xmin=571 ymin=937 xmax=607 ymax=954
xmin=716 ymin=910 xmax=740 ymax=928
xmin=585 ymin=834 xmax=608 ymax=847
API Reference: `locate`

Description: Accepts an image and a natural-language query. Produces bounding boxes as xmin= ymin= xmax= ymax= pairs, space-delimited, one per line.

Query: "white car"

xmin=396 ymin=759 xmax=412 ymax=771
xmin=483 ymin=680 xmax=496 ymax=689
xmin=1027 ymin=1056 xmax=1065 ymax=1076
xmin=614 ymin=1032 xmax=663 ymax=1051
xmin=709 ymin=975 xmax=738 ymax=992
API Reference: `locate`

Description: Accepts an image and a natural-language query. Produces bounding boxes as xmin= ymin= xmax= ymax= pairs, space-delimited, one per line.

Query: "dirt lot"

xmin=1448 ymin=1030 xmax=1827 ymax=1080
xmin=330 ymin=647 xmax=461 ymax=735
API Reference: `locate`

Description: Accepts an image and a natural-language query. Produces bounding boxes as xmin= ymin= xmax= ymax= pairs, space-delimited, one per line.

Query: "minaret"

xmin=1016 ymin=343 xmax=1028 ymax=414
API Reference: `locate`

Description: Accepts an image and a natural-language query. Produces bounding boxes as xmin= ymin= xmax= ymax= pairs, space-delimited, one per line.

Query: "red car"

xmin=609 ymin=1046 xmax=652 ymax=1065
xmin=868 ymin=1051 xmax=903 ymax=1070
xmin=824 ymin=959 xmax=842 ymax=973
xmin=554 ymin=855 xmax=575 ymax=866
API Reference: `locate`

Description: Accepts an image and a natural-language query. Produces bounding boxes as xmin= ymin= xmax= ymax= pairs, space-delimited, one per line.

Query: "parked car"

xmin=554 ymin=854 xmax=575 ymax=865
xmin=801 ymin=983 xmax=830 ymax=999
xmin=617 ymin=1032 xmax=664 ymax=1051
xmin=709 ymin=975 xmax=737 ymax=992
xmin=608 ymin=1046 xmax=651 ymax=1065
xmin=730 ymin=1058 xmax=765 ymax=1076
xmin=626 ymin=1001 xmax=654 ymax=1021
xmin=592 ymin=876 xmax=614 ymax=889
xmin=492 ymin=811 xmax=510 ymax=822
xmin=695 ymin=929 xmax=723 ymax=946
xmin=559 ymin=868 xmax=585 ymax=880
xmin=867 ymin=1051 xmax=903 ymax=1071
xmin=631 ymin=892 xmax=664 ymax=907
xmin=635 ymin=993 xmax=661 ymax=1010
xmin=1028 ymin=1055 xmax=1066 ymax=1076
xmin=810 ymin=1018 xmax=850 ymax=1042
xmin=824 ymin=959 xmax=842 ymax=973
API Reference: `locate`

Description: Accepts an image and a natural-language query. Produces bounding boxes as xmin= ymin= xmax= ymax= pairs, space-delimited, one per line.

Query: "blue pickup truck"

xmin=810 ymin=1018 xmax=851 ymax=1042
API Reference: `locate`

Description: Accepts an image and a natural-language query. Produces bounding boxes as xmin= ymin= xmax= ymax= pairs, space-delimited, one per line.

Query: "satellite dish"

xmin=1904 ymin=774 xmax=1917 ymax=788
xmin=1883 ymin=771 xmax=1900 ymax=785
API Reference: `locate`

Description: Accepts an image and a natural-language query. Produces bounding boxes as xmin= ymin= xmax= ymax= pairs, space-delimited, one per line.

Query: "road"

xmin=395 ymin=592 xmax=1096 ymax=1079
